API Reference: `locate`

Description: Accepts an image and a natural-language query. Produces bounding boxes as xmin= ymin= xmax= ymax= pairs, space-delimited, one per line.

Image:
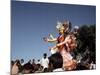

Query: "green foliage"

xmin=76 ymin=24 xmax=96 ymax=63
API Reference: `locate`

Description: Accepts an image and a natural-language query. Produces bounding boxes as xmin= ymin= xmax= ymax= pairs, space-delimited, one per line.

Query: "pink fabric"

xmin=60 ymin=47 xmax=73 ymax=68
xmin=57 ymin=35 xmax=73 ymax=68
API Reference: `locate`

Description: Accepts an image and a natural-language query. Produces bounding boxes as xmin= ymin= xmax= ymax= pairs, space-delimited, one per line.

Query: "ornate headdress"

xmin=56 ymin=21 xmax=63 ymax=30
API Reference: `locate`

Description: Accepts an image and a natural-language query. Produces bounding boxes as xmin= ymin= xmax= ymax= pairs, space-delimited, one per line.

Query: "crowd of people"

xmin=11 ymin=53 xmax=47 ymax=74
xmin=11 ymin=20 xmax=96 ymax=75
xmin=11 ymin=53 xmax=95 ymax=75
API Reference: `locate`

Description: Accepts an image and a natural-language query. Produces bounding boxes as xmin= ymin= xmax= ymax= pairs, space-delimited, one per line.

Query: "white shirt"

xmin=50 ymin=48 xmax=58 ymax=54
xmin=21 ymin=62 xmax=25 ymax=66
xmin=90 ymin=63 xmax=96 ymax=69
xmin=41 ymin=57 xmax=49 ymax=69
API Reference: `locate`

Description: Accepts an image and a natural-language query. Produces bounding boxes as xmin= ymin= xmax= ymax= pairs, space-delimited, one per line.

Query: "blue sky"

xmin=11 ymin=1 xmax=96 ymax=63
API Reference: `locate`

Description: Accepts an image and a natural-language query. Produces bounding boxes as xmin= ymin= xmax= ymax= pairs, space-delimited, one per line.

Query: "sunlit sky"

xmin=11 ymin=1 xmax=96 ymax=63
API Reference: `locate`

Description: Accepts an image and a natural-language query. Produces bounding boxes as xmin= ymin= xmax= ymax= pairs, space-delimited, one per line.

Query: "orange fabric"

xmin=57 ymin=35 xmax=65 ymax=51
xmin=57 ymin=35 xmax=77 ymax=70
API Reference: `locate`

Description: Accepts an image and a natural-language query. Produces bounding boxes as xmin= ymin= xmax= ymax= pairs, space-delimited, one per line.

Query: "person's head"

xmin=15 ymin=59 xmax=21 ymax=67
xmin=38 ymin=59 xmax=40 ymax=62
xmin=21 ymin=59 xmax=24 ymax=63
xmin=43 ymin=53 xmax=47 ymax=59
xmin=49 ymin=53 xmax=63 ymax=70
xmin=32 ymin=59 xmax=35 ymax=62
xmin=11 ymin=60 xmax=14 ymax=65
xmin=28 ymin=60 xmax=31 ymax=64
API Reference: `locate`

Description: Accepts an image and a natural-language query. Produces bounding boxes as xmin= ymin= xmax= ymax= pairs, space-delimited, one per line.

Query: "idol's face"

xmin=58 ymin=26 xmax=65 ymax=34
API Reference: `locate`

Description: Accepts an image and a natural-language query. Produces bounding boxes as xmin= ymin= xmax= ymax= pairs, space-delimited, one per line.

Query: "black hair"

xmin=43 ymin=53 xmax=47 ymax=59
xmin=49 ymin=53 xmax=63 ymax=70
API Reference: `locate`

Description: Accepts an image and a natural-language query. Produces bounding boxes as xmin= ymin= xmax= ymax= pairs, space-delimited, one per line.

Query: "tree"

xmin=76 ymin=24 xmax=96 ymax=64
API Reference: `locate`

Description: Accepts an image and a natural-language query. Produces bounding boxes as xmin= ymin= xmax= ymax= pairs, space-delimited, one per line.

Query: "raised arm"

xmin=47 ymin=38 xmax=57 ymax=42
xmin=43 ymin=37 xmax=57 ymax=42
xmin=56 ymin=35 xmax=70 ymax=47
xmin=49 ymin=34 xmax=55 ymax=40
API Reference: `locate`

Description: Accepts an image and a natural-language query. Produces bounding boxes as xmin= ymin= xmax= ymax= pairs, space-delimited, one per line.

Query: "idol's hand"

xmin=43 ymin=37 xmax=49 ymax=42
